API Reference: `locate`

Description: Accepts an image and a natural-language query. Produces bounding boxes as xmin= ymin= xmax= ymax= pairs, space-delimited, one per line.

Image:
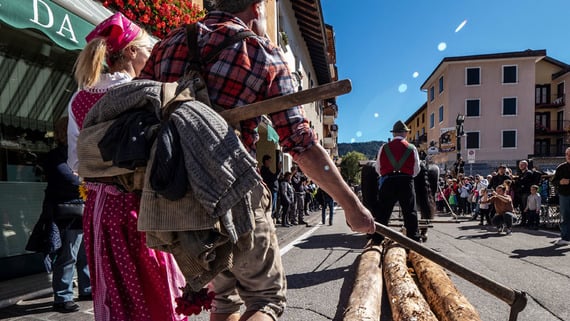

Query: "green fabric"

xmin=0 ymin=0 xmax=95 ymax=51
xmin=383 ymin=143 xmax=414 ymax=171
xmin=266 ymin=125 xmax=279 ymax=143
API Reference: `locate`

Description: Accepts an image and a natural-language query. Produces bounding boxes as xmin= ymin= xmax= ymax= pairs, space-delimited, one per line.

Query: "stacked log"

xmin=409 ymin=251 xmax=481 ymax=321
xmin=343 ymin=240 xmax=481 ymax=321
xmin=383 ymin=241 xmax=438 ymax=321
xmin=342 ymin=241 xmax=383 ymax=321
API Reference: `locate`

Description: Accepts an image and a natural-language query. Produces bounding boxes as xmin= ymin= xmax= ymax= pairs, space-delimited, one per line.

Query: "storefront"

xmin=0 ymin=0 xmax=110 ymax=282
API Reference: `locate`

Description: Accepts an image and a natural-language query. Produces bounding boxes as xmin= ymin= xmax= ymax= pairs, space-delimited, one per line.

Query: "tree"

xmin=340 ymin=151 xmax=367 ymax=185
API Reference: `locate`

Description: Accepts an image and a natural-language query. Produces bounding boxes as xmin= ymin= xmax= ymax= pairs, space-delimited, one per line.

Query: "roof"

xmin=405 ymin=101 xmax=428 ymax=125
xmin=290 ymin=0 xmax=332 ymax=84
xmin=420 ymin=49 xmax=549 ymax=89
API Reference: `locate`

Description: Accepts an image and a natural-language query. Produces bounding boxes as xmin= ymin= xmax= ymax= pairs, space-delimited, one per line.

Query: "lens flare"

xmin=398 ymin=83 xmax=408 ymax=93
xmin=412 ymin=71 xmax=419 ymax=78
xmin=455 ymin=19 xmax=467 ymax=33
xmin=374 ymin=113 xmax=379 ymax=118
xmin=356 ymin=131 xmax=362 ymax=138
xmin=438 ymin=42 xmax=447 ymax=51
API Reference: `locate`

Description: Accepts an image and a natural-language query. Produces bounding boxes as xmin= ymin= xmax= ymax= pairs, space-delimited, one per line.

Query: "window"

xmin=557 ymin=82 xmax=565 ymax=98
xmin=466 ymin=132 xmax=480 ymax=149
xmin=438 ymin=106 xmax=444 ymax=122
xmin=438 ymin=76 xmax=444 ymax=93
xmin=535 ymin=85 xmax=550 ymax=104
xmin=466 ymin=68 xmax=480 ymax=85
xmin=429 ymin=86 xmax=435 ymax=101
xmin=416 ymin=118 xmax=420 ymax=127
xmin=429 ymin=113 xmax=435 ymax=128
xmin=503 ymin=65 xmax=517 ymax=84
xmin=502 ymin=130 xmax=517 ymax=148
xmin=421 ymin=113 xmax=425 ymax=123
xmin=534 ymin=139 xmax=550 ymax=156
xmin=503 ymin=97 xmax=517 ymax=115
xmin=466 ymin=99 xmax=480 ymax=117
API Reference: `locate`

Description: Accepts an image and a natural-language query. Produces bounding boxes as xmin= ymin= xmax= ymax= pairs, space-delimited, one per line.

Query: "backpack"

xmin=77 ymin=24 xmax=255 ymax=193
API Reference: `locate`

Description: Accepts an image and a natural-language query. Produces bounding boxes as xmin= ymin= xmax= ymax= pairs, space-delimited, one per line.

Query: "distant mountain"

xmin=338 ymin=140 xmax=385 ymax=160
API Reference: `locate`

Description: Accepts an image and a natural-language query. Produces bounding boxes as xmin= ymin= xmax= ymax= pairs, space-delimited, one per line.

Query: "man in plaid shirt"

xmin=140 ymin=1 xmax=375 ymax=320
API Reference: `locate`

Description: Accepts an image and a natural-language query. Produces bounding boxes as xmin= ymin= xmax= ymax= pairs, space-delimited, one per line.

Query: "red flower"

xmin=174 ymin=286 xmax=216 ymax=316
xmin=98 ymin=0 xmax=205 ymax=39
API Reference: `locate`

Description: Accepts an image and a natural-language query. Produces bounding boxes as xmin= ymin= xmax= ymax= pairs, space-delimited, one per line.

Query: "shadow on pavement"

xmin=286 ymin=265 xmax=351 ymax=290
xmin=294 ymin=234 xmax=368 ymax=250
xmin=510 ymin=244 xmax=570 ymax=258
xmin=0 ymin=294 xmax=53 ymax=319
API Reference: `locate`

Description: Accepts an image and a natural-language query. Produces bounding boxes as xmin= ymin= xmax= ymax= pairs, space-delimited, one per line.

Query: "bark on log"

xmin=342 ymin=241 xmax=383 ymax=321
xmin=409 ymin=251 xmax=482 ymax=321
xmin=383 ymin=241 xmax=438 ymax=321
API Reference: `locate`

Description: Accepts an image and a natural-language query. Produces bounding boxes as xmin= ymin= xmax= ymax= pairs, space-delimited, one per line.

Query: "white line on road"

xmin=280 ymin=225 xmax=320 ymax=256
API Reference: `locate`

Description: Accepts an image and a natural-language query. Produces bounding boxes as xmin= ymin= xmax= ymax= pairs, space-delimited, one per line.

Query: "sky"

xmin=321 ymin=1 xmax=570 ymax=143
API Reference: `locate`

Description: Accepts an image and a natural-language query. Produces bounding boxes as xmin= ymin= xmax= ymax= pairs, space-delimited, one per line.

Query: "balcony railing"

xmin=536 ymin=94 xmax=565 ymax=108
xmin=532 ymin=144 xmax=570 ymax=157
xmin=535 ymin=120 xmax=570 ymax=135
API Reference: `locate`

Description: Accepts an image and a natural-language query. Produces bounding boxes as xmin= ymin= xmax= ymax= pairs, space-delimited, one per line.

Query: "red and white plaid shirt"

xmin=139 ymin=11 xmax=316 ymax=157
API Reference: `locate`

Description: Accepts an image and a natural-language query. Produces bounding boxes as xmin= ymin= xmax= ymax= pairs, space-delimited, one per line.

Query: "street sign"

xmin=467 ymin=149 xmax=476 ymax=164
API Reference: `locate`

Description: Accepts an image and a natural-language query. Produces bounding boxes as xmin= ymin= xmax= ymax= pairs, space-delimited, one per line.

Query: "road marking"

xmin=280 ymin=225 xmax=320 ymax=256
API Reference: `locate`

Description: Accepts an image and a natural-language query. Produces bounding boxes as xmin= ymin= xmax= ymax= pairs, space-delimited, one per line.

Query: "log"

xmin=383 ymin=241 xmax=438 ymax=321
xmin=409 ymin=251 xmax=482 ymax=321
xmin=342 ymin=241 xmax=383 ymax=321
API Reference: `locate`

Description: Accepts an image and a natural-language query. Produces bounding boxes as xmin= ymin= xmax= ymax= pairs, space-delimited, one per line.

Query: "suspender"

xmin=383 ymin=143 xmax=414 ymax=172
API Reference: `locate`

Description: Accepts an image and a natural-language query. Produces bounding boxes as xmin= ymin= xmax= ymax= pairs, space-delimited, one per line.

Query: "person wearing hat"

xmin=371 ymin=120 xmax=422 ymax=243
xmin=139 ymin=0 xmax=376 ymax=320
xmin=67 ymin=12 xmax=186 ymax=321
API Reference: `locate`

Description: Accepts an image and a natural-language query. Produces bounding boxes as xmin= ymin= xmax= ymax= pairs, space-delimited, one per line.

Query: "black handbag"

xmin=55 ymin=202 xmax=85 ymax=220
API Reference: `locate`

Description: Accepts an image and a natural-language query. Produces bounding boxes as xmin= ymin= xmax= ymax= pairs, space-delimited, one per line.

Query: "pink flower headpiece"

xmin=86 ymin=12 xmax=141 ymax=53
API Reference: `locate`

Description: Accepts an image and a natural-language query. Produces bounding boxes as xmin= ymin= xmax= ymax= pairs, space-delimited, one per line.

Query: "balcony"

xmin=536 ymin=94 xmax=565 ymax=109
xmin=532 ymin=144 xmax=570 ymax=157
xmin=323 ymin=115 xmax=335 ymax=125
xmin=535 ymin=120 xmax=570 ymax=136
xmin=323 ymin=136 xmax=336 ymax=149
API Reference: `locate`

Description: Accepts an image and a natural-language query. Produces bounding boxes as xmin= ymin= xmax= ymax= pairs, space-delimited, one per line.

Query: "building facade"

xmin=419 ymin=49 xmax=569 ymax=174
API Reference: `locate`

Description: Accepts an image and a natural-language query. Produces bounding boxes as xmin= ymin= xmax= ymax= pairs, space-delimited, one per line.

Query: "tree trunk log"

xmin=409 ymin=251 xmax=482 ymax=321
xmin=342 ymin=242 xmax=383 ymax=321
xmin=383 ymin=242 xmax=438 ymax=321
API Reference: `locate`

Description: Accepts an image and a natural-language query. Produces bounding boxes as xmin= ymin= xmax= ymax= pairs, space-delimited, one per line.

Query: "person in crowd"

xmin=458 ymin=177 xmax=472 ymax=216
xmin=67 ymin=12 xmax=186 ymax=321
xmin=481 ymin=185 xmax=516 ymax=235
xmin=279 ymin=172 xmax=294 ymax=227
xmin=138 ymin=1 xmax=375 ymax=319
xmin=478 ymin=187 xmax=492 ymax=226
xmin=551 ymin=147 xmax=570 ymax=245
xmin=29 ymin=117 xmax=91 ymax=313
xmin=524 ymin=185 xmax=542 ymax=230
xmin=371 ymin=120 xmax=421 ymax=243
xmin=317 ymin=187 xmax=335 ymax=225
xmin=489 ymin=164 xmax=510 ymax=189
xmin=291 ymin=166 xmax=308 ymax=225
xmin=471 ymin=174 xmax=488 ymax=221
xmin=515 ymin=160 xmax=534 ymax=226
xmin=260 ymin=154 xmax=280 ymax=222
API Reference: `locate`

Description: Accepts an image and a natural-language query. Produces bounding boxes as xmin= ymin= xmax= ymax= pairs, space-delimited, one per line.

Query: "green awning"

xmin=0 ymin=0 xmax=95 ymax=51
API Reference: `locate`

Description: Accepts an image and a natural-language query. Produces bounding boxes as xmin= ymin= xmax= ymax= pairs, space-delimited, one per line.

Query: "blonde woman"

xmin=67 ymin=12 xmax=186 ymax=321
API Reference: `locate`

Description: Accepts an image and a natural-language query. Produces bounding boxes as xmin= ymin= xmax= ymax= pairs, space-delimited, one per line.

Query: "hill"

xmin=338 ymin=141 xmax=385 ymax=159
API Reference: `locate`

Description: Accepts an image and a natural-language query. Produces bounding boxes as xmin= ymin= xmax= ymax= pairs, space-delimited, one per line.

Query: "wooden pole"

xmin=409 ymin=251 xmax=482 ymax=321
xmin=218 ymin=79 xmax=352 ymax=124
xmin=342 ymin=242 xmax=383 ymax=321
xmin=383 ymin=241 xmax=438 ymax=321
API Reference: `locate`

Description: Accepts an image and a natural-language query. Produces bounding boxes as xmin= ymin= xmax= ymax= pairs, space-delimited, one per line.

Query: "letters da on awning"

xmin=0 ymin=0 xmax=95 ymax=51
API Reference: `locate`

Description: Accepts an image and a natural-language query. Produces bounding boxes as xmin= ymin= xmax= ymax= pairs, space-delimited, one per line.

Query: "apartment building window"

xmin=502 ymin=97 xmax=517 ymax=115
xmin=429 ymin=86 xmax=435 ymax=101
xmin=557 ymin=111 xmax=564 ymax=131
xmin=466 ymin=99 xmax=480 ymax=117
xmin=502 ymin=130 xmax=517 ymax=148
xmin=534 ymin=139 xmax=550 ymax=156
xmin=438 ymin=76 xmax=444 ymax=93
xmin=430 ymin=113 xmax=435 ymax=128
xmin=466 ymin=67 xmax=480 ymax=85
xmin=535 ymin=85 xmax=550 ymax=104
xmin=422 ymin=113 xmax=425 ymax=123
xmin=416 ymin=118 xmax=420 ymax=127
xmin=503 ymin=65 xmax=517 ymax=84
xmin=438 ymin=105 xmax=444 ymax=122
xmin=466 ymin=132 xmax=480 ymax=149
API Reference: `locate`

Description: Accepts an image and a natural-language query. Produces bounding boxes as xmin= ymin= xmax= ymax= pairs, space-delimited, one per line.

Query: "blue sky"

xmin=321 ymin=1 xmax=570 ymax=143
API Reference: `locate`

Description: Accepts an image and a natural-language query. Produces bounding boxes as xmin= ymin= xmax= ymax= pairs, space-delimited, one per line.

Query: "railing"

xmin=535 ymin=93 xmax=565 ymax=108
xmin=534 ymin=119 xmax=570 ymax=135
xmin=531 ymin=143 xmax=570 ymax=157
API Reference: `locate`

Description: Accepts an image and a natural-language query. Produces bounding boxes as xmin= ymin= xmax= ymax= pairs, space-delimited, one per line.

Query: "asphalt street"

xmin=0 ymin=208 xmax=568 ymax=321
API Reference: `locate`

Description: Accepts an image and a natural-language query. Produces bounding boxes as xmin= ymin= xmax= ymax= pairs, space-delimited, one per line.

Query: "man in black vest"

xmin=372 ymin=120 xmax=421 ymax=242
